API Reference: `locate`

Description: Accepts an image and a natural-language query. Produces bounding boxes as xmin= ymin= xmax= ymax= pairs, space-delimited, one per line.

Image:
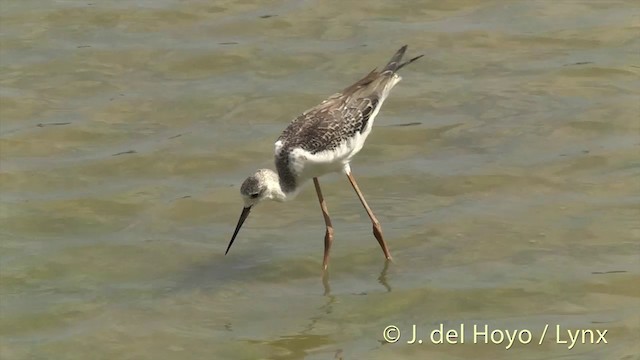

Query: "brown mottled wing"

xmin=276 ymin=69 xmax=384 ymax=155
xmin=276 ymin=94 xmax=379 ymax=155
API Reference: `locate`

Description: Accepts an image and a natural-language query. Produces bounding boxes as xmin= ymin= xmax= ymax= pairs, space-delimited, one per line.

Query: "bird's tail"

xmin=382 ymin=45 xmax=424 ymax=74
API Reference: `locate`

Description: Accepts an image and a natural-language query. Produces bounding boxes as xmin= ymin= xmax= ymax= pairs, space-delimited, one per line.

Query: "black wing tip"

xmin=409 ymin=54 xmax=425 ymax=62
xmin=384 ymin=45 xmax=423 ymax=73
xmin=397 ymin=53 xmax=424 ymax=71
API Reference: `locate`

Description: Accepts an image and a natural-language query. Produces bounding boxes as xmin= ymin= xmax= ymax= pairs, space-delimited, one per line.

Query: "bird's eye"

xmin=250 ymin=193 xmax=260 ymax=199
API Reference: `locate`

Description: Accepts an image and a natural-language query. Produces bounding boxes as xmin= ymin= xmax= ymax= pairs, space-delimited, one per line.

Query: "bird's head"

xmin=239 ymin=170 xmax=271 ymax=208
xmin=225 ymin=169 xmax=282 ymax=255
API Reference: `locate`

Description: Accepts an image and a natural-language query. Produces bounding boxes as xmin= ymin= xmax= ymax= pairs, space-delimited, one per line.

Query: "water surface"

xmin=1 ymin=1 xmax=639 ymax=359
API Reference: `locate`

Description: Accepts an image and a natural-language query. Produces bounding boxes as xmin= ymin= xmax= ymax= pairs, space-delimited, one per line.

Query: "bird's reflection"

xmin=321 ymin=259 xmax=393 ymax=296
xmin=378 ymin=259 xmax=392 ymax=292
xmin=238 ymin=261 xmax=394 ymax=359
xmin=322 ymin=270 xmax=331 ymax=296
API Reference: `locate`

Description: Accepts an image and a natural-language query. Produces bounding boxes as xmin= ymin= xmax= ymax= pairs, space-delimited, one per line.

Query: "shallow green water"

xmin=1 ymin=1 xmax=639 ymax=359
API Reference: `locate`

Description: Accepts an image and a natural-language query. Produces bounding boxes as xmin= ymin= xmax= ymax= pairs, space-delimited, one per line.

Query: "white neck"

xmin=262 ymin=169 xmax=297 ymax=202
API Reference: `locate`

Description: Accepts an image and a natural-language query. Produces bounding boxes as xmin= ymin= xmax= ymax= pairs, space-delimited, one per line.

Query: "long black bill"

xmin=225 ymin=206 xmax=252 ymax=255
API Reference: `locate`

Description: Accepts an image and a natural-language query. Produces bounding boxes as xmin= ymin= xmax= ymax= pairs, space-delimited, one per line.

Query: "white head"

xmin=225 ymin=169 xmax=286 ymax=255
xmin=239 ymin=169 xmax=284 ymax=207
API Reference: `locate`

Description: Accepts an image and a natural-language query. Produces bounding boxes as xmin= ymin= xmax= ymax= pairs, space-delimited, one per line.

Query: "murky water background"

xmin=1 ymin=1 xmax=639 ymax=359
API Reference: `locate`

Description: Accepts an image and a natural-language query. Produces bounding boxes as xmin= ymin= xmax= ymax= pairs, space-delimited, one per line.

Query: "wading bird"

xmin=226 ymin=45 xmax=422 ymax=269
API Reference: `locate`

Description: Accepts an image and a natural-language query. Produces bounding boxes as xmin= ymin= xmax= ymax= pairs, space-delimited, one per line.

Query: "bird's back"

xmin=276 ymin=72 xmax=383 ymax=155
xmin=273 ymin=46 xmax=423 ymax=191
